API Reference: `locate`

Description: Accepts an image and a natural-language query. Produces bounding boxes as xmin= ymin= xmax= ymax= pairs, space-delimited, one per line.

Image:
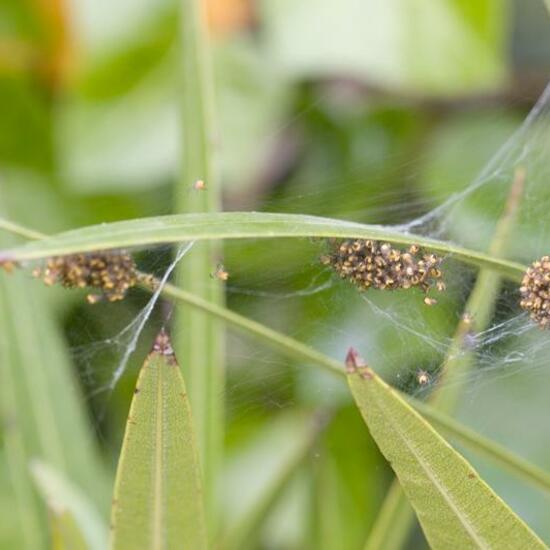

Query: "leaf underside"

xmin=0 ymin=212 xmax=525 ymax=281
xmin=347 ymin=362 xmax=546 ymax=550
xmin=110 ymin=331 xmax=207 ymax=550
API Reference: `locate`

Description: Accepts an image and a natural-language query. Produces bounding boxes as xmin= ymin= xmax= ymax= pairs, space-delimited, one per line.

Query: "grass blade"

xmin=363 ymin=482 xmax=415 ymax=550
xmin=346 ymin=351 xmax=546 ymax=550
xmin=30 ymin=460 xmax=108 ymax=550
xmin=0 ymin=212 xmax=527 ymax=281
xmin=110 ymin=330 xmax=207 ymax=550
xmin=175 ymin=0 xmax=224 ymax=534
xmin=0 ymin=225 xmax=109 ymax=547
xmin=432 ymin=167 xmax=526 ymax=410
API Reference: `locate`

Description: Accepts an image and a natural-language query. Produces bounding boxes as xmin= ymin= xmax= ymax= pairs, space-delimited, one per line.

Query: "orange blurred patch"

xmin=205 ymin=0 xmax=255 ymax=36
xmin=0 ymin=39 xmax=37 ymax=75
xmin=32 ymin=0 xmax=75 ymax=90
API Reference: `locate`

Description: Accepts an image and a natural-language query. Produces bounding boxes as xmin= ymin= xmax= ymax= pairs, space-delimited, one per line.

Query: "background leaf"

xmin=222 ymin=410 xmax=326 ymax=549
xmin=0 ymin=223 xmax=109 ymax=548
xmin=260 ymin=0 xmax=507 ymax=96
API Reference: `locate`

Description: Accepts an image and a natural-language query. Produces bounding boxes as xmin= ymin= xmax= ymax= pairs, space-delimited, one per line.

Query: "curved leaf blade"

xmin=0 ymin=212 xmax=525 ymax=281
xmin=346 ymin=350 xmax=547 ymax=550
xmin=110 ymin=330 xmax=207 ymax=550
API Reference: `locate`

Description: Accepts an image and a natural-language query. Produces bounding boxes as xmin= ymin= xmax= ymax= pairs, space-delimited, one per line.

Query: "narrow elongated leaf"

xmin=110 ymin=330 xmax=207 ymax=550
xmin=346 ymin=351 xmax=546 ymax=550
xmin=49 ymin=514 xmax=87 ymax=550
xmin=0 ymin=231 xmax=109 ymax=549
xmin=175 ymin=0 xmax=225 ymax=533
xmin=30 ymin=460 xmax=108 ymax=550
xmin=0 ymin=212 xmax=526 ymax=281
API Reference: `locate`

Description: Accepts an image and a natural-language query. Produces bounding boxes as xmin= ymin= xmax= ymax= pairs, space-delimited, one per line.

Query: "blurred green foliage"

xmin=1 ymin=0 xmax=550 ymax=548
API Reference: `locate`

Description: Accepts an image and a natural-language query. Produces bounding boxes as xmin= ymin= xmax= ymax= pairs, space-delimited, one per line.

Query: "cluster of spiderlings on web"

xmin=519 ymin=256 xmax=550 ymax=328
xmin=321 ymin=239 xmax=445 ymax=305
xmin=33 ymin=250 xmax=138 ymax=304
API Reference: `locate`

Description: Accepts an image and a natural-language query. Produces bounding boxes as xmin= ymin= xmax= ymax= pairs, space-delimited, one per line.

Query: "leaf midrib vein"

xmin=371 ymin=383 xmax=489 ymax=549
xmin=153 ymin=362 xmax=164 ymax=550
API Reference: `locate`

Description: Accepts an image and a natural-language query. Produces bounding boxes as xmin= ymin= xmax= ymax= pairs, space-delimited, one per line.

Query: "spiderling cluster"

xmin=33 ymin=250 xmax=139 ymax=303
xmin=322 ymin=239 xmax=445 ymax=304
xmin=519 ymin=256 xmax=550 ymax=328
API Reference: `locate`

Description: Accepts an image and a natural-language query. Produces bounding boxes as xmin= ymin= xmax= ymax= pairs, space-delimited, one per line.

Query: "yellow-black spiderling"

xmin=519 ymin=256 xmax=550 ymax=328
xmin=34 ymin=250 xmax=138 ymax=303
xmin=323 ymin=239 xmax=444 ymax=303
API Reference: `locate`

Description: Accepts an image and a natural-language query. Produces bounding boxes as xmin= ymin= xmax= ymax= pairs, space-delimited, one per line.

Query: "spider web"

xmin=14 ymin=81 xmax=550 ymax=508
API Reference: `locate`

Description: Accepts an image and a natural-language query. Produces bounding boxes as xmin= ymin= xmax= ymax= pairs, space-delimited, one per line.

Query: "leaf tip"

xmin=152 ymin=328 xmax=175 ymax=357
xmin=345 ymin=347 xmax=373 ymax=379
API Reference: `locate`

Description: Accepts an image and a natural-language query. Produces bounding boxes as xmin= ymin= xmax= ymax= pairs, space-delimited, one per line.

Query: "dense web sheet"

xmin=18 ymin=81 xmax=550 ymax=434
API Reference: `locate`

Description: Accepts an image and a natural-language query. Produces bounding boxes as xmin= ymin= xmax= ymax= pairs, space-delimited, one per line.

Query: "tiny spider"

xmin=416 ymin=369 xmax=431 ymax=386
xmin=211 ymin=264 xmax=229 ymax=281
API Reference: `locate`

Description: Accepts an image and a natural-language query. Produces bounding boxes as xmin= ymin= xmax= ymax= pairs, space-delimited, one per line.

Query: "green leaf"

xmin=2 ymin=211 xmax=548 ymax=504
xmin=0 ymin=212 xmax=526 ymax=281
xmin=110 ymin=330 xmax=207 ymax=550
xmin=175 ymin=0 xmax=225 ymax=535
xmin=30 ymin=460 xmax=108 ymax=550
xmin=346 ymin=351 xmax=547 ymax=549
xmin=0 ymin=227 xmax=109 ymax=548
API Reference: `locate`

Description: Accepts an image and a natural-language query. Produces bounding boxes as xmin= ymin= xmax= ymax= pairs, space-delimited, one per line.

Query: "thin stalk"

xmin=365 ymin=167 xmax=527 ymax=549
xmin=409 ymin=397 xmax=550 ymax=493
xmin=0 ymin=218 xmax=45 ymax=240
xmin=176 ymin=0 xmax=224 ymax=537
xmin=363 ymin=482 xmax=414 ymax=550
xmin=162 ymin=282 xmax=344 ymax=377
xmin=432 ymin=167 xmax=526 ymax=410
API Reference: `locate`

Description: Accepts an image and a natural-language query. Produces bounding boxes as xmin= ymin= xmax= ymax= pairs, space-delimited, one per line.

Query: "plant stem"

xmin=409 ymin=397 xmax=550 ymax=493
xmin=175 ymin=0 xmax=224 ymax=537
xmin=162 ymin=282 xmax=344 ymax=377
